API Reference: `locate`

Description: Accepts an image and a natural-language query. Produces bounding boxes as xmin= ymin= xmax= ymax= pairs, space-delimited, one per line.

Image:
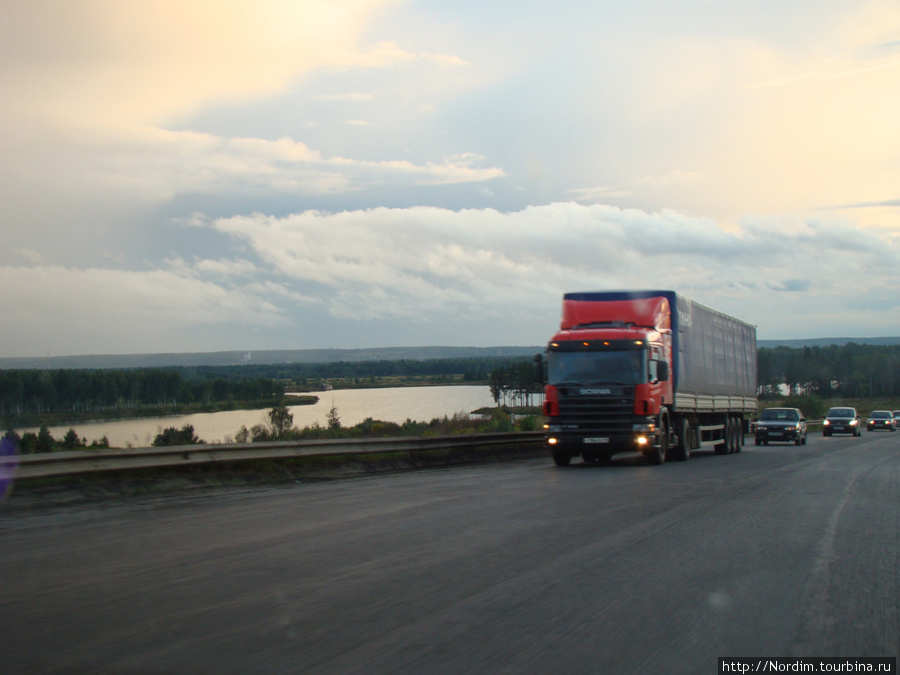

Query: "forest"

xmin=0 ymin=368 xmax=284 ymax=417
xmin=757 ymin=343 xmax=900 ymax=399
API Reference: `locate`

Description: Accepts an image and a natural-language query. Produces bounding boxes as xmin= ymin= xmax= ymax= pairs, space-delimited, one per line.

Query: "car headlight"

xmin=850 ymin=419 xmax=859 ymax=425
xmin=823 ymin=420 xmax=831 ymax=425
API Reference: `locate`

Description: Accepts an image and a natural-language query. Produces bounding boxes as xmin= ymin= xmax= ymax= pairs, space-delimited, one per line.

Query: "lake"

xmin=25 ymin=385 xmax=500 ymax=448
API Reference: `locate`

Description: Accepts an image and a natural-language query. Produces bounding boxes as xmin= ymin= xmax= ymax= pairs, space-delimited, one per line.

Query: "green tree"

xmin=151 ymin=424 xmax=203 ymax=446
xmin=61 ymin=429 xmax=85 ymax=450
xmin=19 ymin=431 xmax=39 ymax=454
xmin=36 ymin=426 xmax=56 ymax=453
xmin=326 ymin=404 xmax=341 ymax=430
xmin=267 ymin=404 xmax=294 ymax=438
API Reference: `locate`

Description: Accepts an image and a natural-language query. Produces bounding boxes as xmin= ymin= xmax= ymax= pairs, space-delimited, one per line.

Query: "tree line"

xmin=0 ymin=368 xmax=284 ymax=417
xmin=193 ymin=357 xmax=509 ymax=385
xmin=488 ymin=361 xmax=542 ymax=408
xmin=758 ymin=343 xmax=900 ymax=398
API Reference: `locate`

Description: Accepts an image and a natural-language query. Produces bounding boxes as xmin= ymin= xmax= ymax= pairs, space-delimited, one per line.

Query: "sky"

xmin=2 ymin=0 xmax=900 ymax=358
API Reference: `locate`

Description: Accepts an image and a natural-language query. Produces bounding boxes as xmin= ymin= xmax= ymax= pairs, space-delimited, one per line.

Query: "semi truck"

xmin=534 ymin=290 xmax=757 ymax=466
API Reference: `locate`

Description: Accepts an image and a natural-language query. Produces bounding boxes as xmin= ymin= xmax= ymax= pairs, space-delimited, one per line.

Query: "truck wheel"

xmin=552 ymin=449 xmax=571 ymax=466
xmin=646 ymin=422 xmax=668 ymax=465
xmin=674 ymin=419 xmax=691 ymax=461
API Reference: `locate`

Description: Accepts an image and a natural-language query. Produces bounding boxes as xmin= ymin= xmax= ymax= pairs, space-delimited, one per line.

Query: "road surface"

xmin=1 ymin=432 xmax=898 ymax=673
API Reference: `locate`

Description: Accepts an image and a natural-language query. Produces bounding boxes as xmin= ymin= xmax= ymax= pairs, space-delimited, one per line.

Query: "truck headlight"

xmin=632 ymin=423 xmax=656 ymax=433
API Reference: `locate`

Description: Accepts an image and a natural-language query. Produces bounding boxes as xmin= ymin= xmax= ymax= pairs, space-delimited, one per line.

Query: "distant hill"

xmin=757 ymin=337 xmax=900 ymax=348
xmin=0 ymin=346 xmax=544 ymax=370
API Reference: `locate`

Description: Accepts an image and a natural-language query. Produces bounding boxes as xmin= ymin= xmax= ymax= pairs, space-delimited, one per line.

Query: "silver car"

xmin=867 ymin=410 xmax=896 ymax=432
xmin=755 ymin=407 xmax=807 ymax=445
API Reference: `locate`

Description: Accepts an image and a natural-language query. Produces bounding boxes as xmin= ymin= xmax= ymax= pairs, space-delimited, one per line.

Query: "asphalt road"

xmin=1 ymin=431 xmax=898 ymax=674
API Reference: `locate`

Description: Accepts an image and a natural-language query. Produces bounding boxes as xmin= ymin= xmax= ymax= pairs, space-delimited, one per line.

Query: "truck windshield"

xmin=547 ymin=350 xmax=646 ymax=386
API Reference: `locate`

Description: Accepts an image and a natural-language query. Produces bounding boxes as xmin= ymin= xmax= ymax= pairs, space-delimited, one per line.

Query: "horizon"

xmin=4 ymin=336 xmax=900 ymax=370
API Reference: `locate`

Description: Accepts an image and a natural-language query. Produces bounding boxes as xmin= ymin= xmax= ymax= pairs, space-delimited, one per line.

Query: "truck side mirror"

xmin=533 ymin=353 xmax=546 ymax=385
xmin=656 ymin=361 xmax=669 ymax=382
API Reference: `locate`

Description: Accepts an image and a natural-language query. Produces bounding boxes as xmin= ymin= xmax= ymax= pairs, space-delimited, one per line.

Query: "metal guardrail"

xmin=2 ymin=432 xmax=546 ymax=481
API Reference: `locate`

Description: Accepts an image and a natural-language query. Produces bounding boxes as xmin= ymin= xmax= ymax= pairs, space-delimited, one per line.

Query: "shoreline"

xmin=2 ymin=396 xmax=318 ymax=431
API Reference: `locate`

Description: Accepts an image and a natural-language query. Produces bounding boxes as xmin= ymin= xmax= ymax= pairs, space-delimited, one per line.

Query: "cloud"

xmin=0 ymin=263 xmax=302 ymax=356
xmin=833 ymin=199 xmax=900 ymax=209
xmin=3 ymin=201 xmax=900 ymax=356
xmin=14 ymin=249 xmax=44 ymax=265
xmin=208 ymin=202 xmax=900 ymax=333
xmin=0 ymin=0 xmax=406 ymax=128
xmin=8 ymin=126 xmax=505 ymax=214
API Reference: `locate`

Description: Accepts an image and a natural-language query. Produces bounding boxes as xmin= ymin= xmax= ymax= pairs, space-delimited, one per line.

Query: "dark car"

xmin=867 ymin=410 xmax=896 ymax=432
xmin=755 ymin=407 xmax=807 ymax=445
xmin=823 ymin=407 xmax=861 ymax=436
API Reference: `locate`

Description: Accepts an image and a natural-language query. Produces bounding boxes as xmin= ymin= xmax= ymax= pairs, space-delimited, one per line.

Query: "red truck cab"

xmin=540 ymin=294 xmax=674 ymax=464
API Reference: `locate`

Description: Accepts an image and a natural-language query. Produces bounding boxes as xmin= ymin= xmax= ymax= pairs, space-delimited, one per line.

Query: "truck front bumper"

xmin=545 ymin=431 xmax=660 ymax=455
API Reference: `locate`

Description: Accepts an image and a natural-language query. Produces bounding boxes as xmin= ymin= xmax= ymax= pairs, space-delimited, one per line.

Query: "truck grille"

xmin=557 ymin=388 xmax=634 ymax=435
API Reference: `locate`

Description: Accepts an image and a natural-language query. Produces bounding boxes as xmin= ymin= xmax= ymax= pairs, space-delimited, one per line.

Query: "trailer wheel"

xmin=730 ymin=417 xmax=741 ymax=453
xmin=552 ymin=449 xmax=571 ymax=466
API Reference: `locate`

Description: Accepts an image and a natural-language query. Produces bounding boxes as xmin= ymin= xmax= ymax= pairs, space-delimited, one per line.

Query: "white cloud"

xmin=209 ymin=203 xmax=900 ymax=337
xmin=3 ymin=201 xmax=900 ymax=357
xmin=7 ymin=125 xmax=505 ymax=214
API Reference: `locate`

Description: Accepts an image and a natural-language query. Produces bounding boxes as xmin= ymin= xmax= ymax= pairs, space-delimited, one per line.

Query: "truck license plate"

xmin=584 ymin=437 xmax=609 ymax=444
